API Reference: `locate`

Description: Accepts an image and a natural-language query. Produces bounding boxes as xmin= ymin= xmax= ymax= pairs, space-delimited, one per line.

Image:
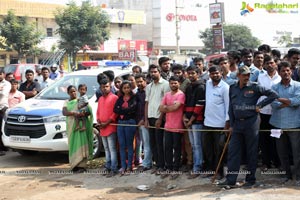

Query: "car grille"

xmin=4 ymin=114 xmax=46 ymax=138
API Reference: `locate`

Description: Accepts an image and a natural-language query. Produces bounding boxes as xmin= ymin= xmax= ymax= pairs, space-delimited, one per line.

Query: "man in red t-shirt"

xmin=159 ymin=76 xmax=185 ymax=180
xmin=97 ymin=79 xmax=118 ymax=177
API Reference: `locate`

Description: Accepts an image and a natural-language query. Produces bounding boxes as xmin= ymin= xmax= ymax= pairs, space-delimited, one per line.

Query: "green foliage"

xmin=0 ymin=10 xmax=42 ymax=61
xmin=276 ymin=34 xmax=293 ymax=47
xmin=199 ymin=24 xmax=261 ymax=54
xmin=55 ymin=1 xmax=110 ymax=62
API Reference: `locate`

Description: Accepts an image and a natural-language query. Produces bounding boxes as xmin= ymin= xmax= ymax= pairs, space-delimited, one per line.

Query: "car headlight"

xmin=43 ymin=115 xmax=66 ymax=123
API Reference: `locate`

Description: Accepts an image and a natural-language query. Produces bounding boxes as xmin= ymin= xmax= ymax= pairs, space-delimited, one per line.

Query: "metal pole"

xmin=175 ymin=0 xmax=180 ymax=55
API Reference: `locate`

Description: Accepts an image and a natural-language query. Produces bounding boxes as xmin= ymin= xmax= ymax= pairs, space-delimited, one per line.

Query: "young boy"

xmin=76 ymin=84 xmax=89 ymax=131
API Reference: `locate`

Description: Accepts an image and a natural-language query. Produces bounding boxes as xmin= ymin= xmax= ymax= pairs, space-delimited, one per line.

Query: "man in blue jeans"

xmin=218 ymin=66 xmax=278 ymax=188
xmin=183 ymin=65 xmax=206 ymax=179
xmin=135 ymin=74 xmax=152 ymax=171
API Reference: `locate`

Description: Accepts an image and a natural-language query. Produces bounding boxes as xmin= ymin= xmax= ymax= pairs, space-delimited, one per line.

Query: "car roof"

xmin=67 ymin=66 xmax=134 ymax=77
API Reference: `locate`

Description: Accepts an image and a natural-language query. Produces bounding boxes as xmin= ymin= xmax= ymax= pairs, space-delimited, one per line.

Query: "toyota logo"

xmin=17 ymin=115 xmax=26 ymax=123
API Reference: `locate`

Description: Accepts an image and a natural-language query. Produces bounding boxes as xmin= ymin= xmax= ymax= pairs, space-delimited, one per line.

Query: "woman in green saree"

xmin=62 ymin=85 xmax=94 ymax=172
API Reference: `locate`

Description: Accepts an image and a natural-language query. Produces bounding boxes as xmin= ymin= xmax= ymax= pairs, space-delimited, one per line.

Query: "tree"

xmin=55 ymin=1 xmax=110 ymax=65
xmin=0 ymin=10 xmax=42 ymax=62
xmin=199 ymin=24 xmax=261 ymax=54
xmin=275 ymin=34 xmax=293 ymax=47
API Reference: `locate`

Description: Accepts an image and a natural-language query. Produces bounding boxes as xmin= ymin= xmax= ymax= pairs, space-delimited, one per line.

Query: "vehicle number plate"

xmin=9 ymin=136 xmax=31 ymax=143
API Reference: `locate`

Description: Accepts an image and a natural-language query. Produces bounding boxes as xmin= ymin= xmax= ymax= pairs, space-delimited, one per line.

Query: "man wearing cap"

xmin=218 ymin=65 xmax=278 ymax=188
xmin=49 ymin=64 xmax=60 ymax=80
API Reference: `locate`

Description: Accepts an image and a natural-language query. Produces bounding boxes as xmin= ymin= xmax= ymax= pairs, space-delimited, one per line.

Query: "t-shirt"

xmin=97 ymin=92 xmax=118 ymax=136
xmin=78 ymin=94 xmax=88 ymax=108
xmin=8 ymin=90 xmax=25 ymax=108
xmin=161 ymin=90 xmax=185 ymax=133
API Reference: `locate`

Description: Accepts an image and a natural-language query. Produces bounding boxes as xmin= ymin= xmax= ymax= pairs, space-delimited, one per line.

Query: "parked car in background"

xmin=3 ymin=63 xmax=39 ymax=82
xmin=2 ymin=65 xmax=134 ymax=157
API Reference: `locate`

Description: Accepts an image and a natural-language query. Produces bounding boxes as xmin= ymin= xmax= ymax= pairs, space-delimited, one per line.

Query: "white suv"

xmin=2 ymin=66 xmax=133 ymax=157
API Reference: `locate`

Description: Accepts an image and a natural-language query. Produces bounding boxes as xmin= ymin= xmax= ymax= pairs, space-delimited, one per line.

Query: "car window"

xmin=36 ymin=75 xmax=98 ymax=100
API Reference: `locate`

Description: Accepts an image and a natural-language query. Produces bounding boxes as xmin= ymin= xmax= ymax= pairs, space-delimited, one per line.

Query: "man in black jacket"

xmin=183 ymin=65 xmax=206 ymax=179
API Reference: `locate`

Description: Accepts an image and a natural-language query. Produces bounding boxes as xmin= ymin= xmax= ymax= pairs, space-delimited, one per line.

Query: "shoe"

xmin=215 ymin=173 xmax=224 ymax=180
xmin=217 ymin=180 xmax=236 ymax=187
xmin=119 ymin=168 xmax=126 ymax=177
xmin=155 ymin=168 xmax=164 ymax=176
xmin=170 ymin=172 xmax=180 ymax=180
xmin=280 ymin=177 xmax=292 ymax=184
xmin=150 ymin=168 xmax=157 ymax=174
xmin=102 ymin=168 xmax=111 ymax=176
xmin=187 ymin=172 xmax=200 ymax=179
xmin=160 ymin=173 xmax=169 ymax=179
xmin=181 ymin=164 xmax=192 ymax=172
xmin=72 ymin=167 xmax=86 ymax=173
xmin=106 ymin=171 xmax=117 ymax=178
xmin=138 ymin=166 xmax=151 ymax=172
xmin=125 ymin=167 xmax=133 ymax=175
xmin=296 ymin=180 xmax=300 ymax=186
xmin=242 ymin=182 xmax=255 ymax=188
xmin=0 ymin=151 xmax=6 ymax=156
xmin=260 ymin=164 xmax=268 ymax=172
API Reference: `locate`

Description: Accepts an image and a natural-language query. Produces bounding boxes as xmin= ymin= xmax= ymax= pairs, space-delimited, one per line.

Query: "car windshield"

xmin=35 ymin=75 xmax=98 ymax=100
xmin=4 ymin=65 xmax=17 ymax=73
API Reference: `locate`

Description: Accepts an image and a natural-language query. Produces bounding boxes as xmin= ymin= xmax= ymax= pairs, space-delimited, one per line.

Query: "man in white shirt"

xmin=0 ymin=70 xmax=11 ymax=156
xmin=40 ymin=67 xmax=54 ymax=90
xmin=145 ymin=64 xmax=170 ymax=174
xmin=257 ymin=55 xmax=281 ymax=171
xmin=203 ymin=66 xmax=230 ymax=179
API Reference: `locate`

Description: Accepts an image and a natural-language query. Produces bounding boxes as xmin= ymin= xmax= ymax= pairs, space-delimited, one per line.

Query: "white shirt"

xmin=257 ymin=71 xmax=281 ymax=115
xmin=204 ymin=79 xmax=229 ymax=127
xmin=0 ymin=79 xmax=11 ymax=109
xmin=145 ymin=77 xmax=170 ymax=118
xmin=40 ymin=78 xmax=54 ymax=90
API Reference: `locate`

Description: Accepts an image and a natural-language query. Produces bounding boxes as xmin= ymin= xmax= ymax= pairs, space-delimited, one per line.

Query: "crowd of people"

xmin=1 ymin=45 xmax=300 ymax=188
xmin=0 ymin=63 xmax=67 ymax=156
xmin=62 ymin=44 xmax=300 ymax=188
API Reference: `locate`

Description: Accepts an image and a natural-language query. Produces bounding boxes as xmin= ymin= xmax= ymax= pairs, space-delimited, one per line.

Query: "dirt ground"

xmin=1 ymin=150 xmax=300 ymax=200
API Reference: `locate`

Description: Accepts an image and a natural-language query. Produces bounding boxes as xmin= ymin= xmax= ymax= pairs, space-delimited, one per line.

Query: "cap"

xmin=51 ymin=64 xmax=58 ymax=68
xmin=238 ymin=65 xmax=251 ymax=75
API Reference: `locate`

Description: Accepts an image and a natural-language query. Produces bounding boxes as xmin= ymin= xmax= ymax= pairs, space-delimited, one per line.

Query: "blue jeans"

xmin=188 ymin=124 xmax=203 ymax=172
xmin=117 ymin=119 xmax=136 ymax=170
xmin=101 ymin=133 xmax=117 ymax=172
xmin=138 ymin=125 xmax=152 ymax=168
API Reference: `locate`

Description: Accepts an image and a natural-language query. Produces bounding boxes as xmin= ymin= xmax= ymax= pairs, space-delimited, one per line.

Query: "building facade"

xmin=0 ymin=0 xmax=146 ymax=66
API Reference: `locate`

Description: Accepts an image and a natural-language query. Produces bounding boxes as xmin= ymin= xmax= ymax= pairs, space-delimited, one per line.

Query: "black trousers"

xmin=259 ymin=113 xmax=280 ymax=167
xmin=202 ymin=126 xmax=224 ymax=174
xmin=164 ymin=131 xmax=182 ymax=171
xmin=148 ymin=118 xmax=165 ymax=169
xmin=275 ymin=129 xmax=300 ymax=180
